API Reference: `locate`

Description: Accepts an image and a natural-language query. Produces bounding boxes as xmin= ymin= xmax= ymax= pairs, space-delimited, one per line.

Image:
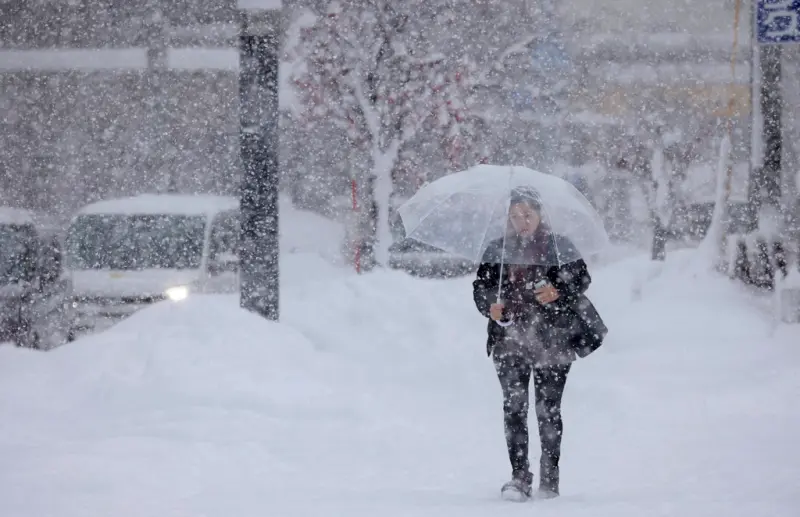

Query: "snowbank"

xmin=0 ymin=295 xmax=359 ymax=412
xmin=1 ymin=247 xmax=799 ymax=517
xmin=279 ymin=195 xmax=345 ymax=266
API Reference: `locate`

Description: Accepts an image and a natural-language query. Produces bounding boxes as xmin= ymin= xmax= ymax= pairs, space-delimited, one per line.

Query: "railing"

xmin=728 ymin=234 xmax=791 ymax=289
xmin=727 ymin=233 xmax=800 ymax=323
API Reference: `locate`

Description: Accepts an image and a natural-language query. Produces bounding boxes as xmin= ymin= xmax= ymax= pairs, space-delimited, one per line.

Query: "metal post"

xmin=651 ymin=219 xmax=667 ymax=261
xmin=759 ymin=44 xmax=782 ymax=207
xmin=754 ymin=0 xmax=798 ymax=208
xmin=752 ymin=0 xmax=797 ymax=289
xmin=748 ymin=0 xmax=759 ymax=219
xmin=147 ymin=7 xmax=174 ymax=194
xmin=239 ymin=3 xmax=281 ymax=320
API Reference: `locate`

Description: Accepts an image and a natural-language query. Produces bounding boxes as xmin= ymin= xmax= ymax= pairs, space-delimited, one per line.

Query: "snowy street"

xmin=4 ymin=1 xmax=800 ymax=515
xmin=2 ymin=245 xmax=799 ymax=517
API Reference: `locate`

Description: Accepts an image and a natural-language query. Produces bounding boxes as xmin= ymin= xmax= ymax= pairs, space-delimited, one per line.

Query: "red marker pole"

xmin=352 ymin=179 xmax=361 ymax=274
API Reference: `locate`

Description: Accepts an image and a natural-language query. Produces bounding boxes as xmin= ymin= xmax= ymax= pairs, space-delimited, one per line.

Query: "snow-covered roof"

xmin=238 ymin=0 xmax=282 ymax=9
xmin=0 ymin=48 xmax=148 ymax=71
xmin=0 ymin=207 xmax=62 ymax=234
xmin=77 ymin=194 xmax=239 ymax=217
xmin=0 ymin=207 xmax=35 ymax=225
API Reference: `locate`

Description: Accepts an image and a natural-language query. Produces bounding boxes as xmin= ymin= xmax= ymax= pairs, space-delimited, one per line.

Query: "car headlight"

xmin=164 ymin=285 xmax=189 ymax=302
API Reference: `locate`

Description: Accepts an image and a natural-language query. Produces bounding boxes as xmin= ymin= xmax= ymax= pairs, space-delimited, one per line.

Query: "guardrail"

xmin=727 ymin=233 xmax=800 ymax=323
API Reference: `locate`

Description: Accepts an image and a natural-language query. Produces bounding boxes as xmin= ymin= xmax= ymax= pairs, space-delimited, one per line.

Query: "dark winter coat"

xmin=472 ymin=234 xmax=608 ymax=360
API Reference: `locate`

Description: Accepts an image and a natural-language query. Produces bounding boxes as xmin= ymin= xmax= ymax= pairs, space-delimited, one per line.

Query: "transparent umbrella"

xmin=397 ymin=164 xmax=609 ymax=271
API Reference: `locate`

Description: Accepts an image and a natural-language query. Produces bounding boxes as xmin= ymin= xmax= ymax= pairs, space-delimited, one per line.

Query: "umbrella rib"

xmin=403 ymin=187 xmax=476 ymax=253
xmin=536 ymin=193 xmax=562 ymax=265
xmin=477 ymin=189 xmax=506 ymax=266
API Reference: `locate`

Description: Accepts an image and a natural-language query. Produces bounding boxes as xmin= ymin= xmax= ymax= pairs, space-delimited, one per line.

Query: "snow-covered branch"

xmin=470 ymin=32 xmax=550 ymax=91
xmin=289 ymin=0 xmax=487 ymax=263
xmin=291 ymin=1 xmax=484 ymax=158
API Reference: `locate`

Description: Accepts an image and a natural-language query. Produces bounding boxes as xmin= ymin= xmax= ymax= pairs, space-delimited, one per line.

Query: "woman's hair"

xmin=508 ymin=186 xmax=542 ymax=212
xmin=505 ymin=187 xmax=548 ymax=239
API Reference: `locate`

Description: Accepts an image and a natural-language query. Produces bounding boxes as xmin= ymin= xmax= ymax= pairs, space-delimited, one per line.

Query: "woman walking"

xmin=472 ymin=187 xmax=607 ymax=501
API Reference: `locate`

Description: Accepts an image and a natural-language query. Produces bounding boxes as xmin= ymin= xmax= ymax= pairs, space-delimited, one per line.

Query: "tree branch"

xmin=472 ymin=31 xmax=549 ymax=90
xmin=351 ymin=63 xmax=381 ymax=146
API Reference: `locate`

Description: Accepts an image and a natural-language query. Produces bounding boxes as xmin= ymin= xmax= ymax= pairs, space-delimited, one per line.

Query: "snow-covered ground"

xmin=1 ymin=218 xmax=799 ymax=516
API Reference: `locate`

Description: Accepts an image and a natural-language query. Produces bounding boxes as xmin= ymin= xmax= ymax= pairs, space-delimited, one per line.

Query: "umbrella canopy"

xmin=397 ymin=164 xmax=609 ymax=267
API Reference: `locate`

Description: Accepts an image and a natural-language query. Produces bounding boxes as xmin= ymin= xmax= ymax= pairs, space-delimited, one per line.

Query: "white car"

xmin=64 ymin=194 xmax=240 ymax=339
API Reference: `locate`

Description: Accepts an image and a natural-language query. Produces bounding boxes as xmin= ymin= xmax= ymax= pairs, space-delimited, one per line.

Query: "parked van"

xmin=0 ymin=207 xmax=70 ymax=349
xmin=64 ymin=194 xmax=240 ymax=338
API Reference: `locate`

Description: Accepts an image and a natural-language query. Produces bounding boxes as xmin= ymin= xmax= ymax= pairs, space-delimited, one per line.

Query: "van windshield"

xmin=0 ymin=224 xmax=36 ymax=284
xmin=66 ymin=214 xmax=206 ymax=270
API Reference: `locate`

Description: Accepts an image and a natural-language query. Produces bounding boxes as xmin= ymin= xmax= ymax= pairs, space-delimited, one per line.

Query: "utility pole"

xmin=754 ymin=0 xmax=799 ymax=209
xmin=750 ymin=1 xmax=798 ymax=293
xmin=238 ymin=1 xmax=282 ymax=320
xmin=147 ymin=5 xmax=177 ymax=193
xmin=759 ymin=44 xmax=782 ymax=207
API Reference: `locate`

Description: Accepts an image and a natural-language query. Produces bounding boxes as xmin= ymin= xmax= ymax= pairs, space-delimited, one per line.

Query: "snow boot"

xmin=537 ymin=461 xmax=559 ymax=499
xmin=500 ymin=470 xmax=533 ymax=502
xmin=535 ymin=486 xmax=559 ymax=500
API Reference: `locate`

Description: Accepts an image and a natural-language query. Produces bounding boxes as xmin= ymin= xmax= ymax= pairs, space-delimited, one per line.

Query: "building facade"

xmin=0 ymin=1 xmax=243 ymax=218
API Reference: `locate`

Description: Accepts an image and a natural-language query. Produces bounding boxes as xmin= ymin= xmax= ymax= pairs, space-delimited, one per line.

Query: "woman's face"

xmin=508 ymin=202 xmax=541 ymax=237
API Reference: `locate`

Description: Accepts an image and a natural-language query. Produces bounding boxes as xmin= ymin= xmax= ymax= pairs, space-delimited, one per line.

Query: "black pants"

xmin=494 ymin=352 xmax=571 ymax=492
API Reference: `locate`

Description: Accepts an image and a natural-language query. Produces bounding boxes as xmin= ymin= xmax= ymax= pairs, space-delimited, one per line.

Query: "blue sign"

xmin=757 ymin=0 xmax=800 ymax=43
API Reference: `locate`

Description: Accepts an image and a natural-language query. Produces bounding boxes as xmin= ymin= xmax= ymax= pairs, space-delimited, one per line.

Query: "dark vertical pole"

xmin=651 ymin=218 xmax=667 ymax=261
xmin=759 ymin=44 xmax=782 ymax=207
xmin=145 ymin=4 xmax=173 ymax=195
xmin=239 ymin=7 xmax=280 ymax=320
xmin=747 ymin=0 xmax=757 ymax=222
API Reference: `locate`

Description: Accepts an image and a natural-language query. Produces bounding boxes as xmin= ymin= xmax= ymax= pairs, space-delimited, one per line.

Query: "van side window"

xmin=38 ymin=235 xmax=62 ymax=285
xmin=0 ymin=224 xmax=37 ymax=284
xmin=209 ymin=212 xmax=239 ymax=261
